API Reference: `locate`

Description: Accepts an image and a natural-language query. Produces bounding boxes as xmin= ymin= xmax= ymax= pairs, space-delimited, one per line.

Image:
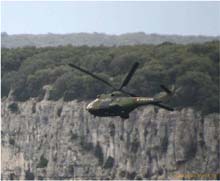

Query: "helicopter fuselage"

xmin=86 ymin=95 xmax=157 ymax=119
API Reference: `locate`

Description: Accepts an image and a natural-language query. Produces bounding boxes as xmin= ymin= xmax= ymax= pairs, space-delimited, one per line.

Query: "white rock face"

xmin=1 ymin=98 xmax=220 ymax=180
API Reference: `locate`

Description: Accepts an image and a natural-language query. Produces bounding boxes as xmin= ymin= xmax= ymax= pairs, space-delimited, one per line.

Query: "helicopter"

xmin=68 ymin=62 xmax=176 ymax=119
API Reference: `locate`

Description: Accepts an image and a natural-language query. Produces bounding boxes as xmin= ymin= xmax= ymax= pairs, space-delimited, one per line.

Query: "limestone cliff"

xmin=1 ymin=98 xmax=220 ymax=180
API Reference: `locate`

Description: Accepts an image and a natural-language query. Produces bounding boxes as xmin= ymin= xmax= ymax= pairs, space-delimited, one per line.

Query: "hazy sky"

xmin=1 ymin=1 xmax=220 ymax=36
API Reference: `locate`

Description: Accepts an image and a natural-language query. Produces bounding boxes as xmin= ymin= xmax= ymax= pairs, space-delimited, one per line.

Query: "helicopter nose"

xmin=86 ymin=105 xmax=90 ymax=110
xmin=86 ymin=102 xmax=93 ymax=110
xmin=86 ymin=104 xmax=96 ymax=115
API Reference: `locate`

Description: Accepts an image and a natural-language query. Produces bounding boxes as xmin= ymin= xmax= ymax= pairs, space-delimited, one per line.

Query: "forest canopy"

xmin=1 ymin=41 xmax=219 ymax=115
xmin=2 ymin=32 xmax=219 ymax=48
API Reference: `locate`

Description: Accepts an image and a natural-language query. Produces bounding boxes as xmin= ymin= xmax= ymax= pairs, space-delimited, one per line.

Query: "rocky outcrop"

xmin=1 ymin=98 xmax=220 ymax=180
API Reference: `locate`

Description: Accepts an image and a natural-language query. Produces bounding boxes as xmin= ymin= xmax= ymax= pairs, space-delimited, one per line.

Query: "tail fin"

xmin=153 ymin=85 xmax=179 ymax=111
xmin=160 ymin=85 xmax=172 ymax=94
xmin=160 ymin=84 xmax=177 ymax=95
xmin=154 ymin=85 xmax=175 ymax=102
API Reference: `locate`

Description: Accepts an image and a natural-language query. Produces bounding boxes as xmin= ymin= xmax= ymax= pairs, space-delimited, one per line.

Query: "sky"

xmin=1 ymin=1 xmax=220 ymax=36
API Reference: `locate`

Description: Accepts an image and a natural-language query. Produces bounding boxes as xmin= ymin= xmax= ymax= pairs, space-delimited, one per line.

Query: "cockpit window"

xmin=94 ymin=98 xmax=99 ymax=102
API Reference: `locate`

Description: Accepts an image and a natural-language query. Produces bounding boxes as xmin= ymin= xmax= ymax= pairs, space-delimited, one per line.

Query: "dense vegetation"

xmin=2 ymin=32 xmax=219 ymax=48
xmin=2 ymin=41 xmax=219 ymax=114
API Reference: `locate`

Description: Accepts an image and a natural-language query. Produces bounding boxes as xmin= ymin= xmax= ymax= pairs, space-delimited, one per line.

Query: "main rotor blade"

xmin=68 ymin=63 xmax=116 ymax=90
xmin=119 ymin=62 xmax=139 ymax=90
xmin=160 ymin=85 xmax=172 ymax=94
xmin=156 ymin=103 xmax=174 ymax=111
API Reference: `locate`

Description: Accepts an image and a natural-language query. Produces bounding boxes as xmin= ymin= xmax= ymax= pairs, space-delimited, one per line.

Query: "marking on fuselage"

xmin=136 ymin=97 xmax=154 ymax=102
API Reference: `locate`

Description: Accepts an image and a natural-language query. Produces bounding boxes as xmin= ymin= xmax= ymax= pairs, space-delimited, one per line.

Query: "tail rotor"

xmin=160 ymin=85 xmax=172 ymax=94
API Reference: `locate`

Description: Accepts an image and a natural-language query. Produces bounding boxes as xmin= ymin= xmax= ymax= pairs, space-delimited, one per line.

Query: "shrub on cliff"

xmin=37 ymin=155 xmax=48 ymax=168
xmin=8 ymin=103 xmax=19 ymax=113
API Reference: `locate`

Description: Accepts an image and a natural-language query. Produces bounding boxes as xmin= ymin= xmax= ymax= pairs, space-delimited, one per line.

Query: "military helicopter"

xmin=68 ymin=62 xmax=175 ymax=119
